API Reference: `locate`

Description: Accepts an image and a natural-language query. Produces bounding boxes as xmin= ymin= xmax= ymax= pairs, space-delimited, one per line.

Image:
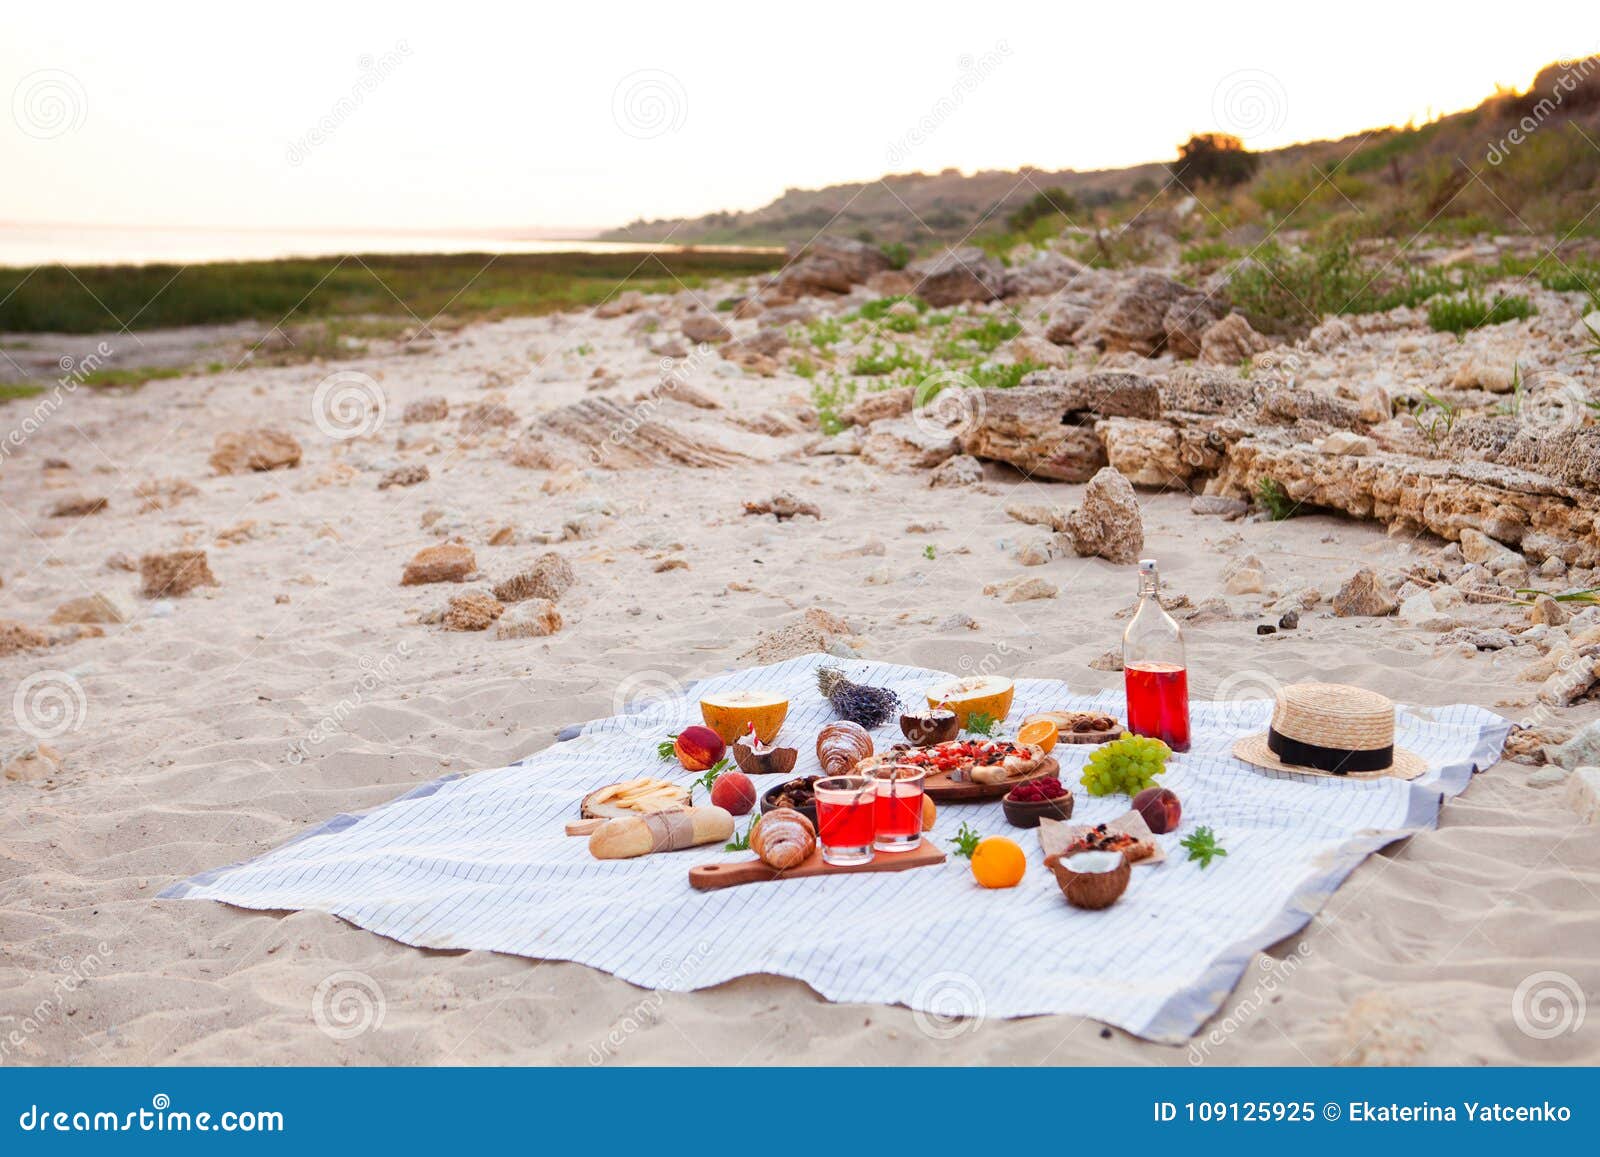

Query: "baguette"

xmin=587 ymin=806 xmax=735 ymax=860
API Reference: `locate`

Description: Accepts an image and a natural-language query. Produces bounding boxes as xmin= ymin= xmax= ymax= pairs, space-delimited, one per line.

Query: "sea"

xmin=0 ymin=223 xmax=762 ymax=268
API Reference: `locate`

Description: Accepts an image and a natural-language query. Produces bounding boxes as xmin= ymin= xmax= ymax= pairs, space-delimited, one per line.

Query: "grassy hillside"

xmin=604 ymin=57 xmax=1600 ymax=253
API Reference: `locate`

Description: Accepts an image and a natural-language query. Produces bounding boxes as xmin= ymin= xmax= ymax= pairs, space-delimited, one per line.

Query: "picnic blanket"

xmin=163 ymin=653 xmax=1509 ymax=1043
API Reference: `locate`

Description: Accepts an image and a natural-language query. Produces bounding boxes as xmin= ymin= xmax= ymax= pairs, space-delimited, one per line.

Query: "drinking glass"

xmin=870 ymin=765 xmax=926 ymax=853
xmin=813 ymin=775 xmax=875 ymax=866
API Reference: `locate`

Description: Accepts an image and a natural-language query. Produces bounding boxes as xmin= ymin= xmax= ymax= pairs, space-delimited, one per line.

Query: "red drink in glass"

xmin=1125 ymin=661 xmax=1190 ymax=751
xmin=813 ymin=776 xmax=875 ymax=865
xmin=870 ymin=766 xmax=926 ymax=853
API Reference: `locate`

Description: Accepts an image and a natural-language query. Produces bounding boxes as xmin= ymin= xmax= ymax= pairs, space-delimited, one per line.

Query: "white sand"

xmin=2 ymin=295 xmax=1597 ymax=1066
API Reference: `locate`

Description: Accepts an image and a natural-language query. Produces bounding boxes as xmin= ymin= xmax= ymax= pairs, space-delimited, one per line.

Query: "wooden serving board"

xmin=688 ymin=838 xmax=946 ymax=891
xmin=923 ymin=756 xmax=1060 ymax=802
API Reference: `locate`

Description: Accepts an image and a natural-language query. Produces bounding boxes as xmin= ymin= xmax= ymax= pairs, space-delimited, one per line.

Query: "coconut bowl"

xmin=1002 ymin=788 xmax=1074 ymax=829
xmin=1043 ymin=849 xmax=1131 ymax=910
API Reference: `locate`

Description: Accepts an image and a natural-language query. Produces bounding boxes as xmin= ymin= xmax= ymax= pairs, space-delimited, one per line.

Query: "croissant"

xmin=751 ymin=807 xmax=816 ymax=870
xmin=816 ymin=720 xmax=873 ymax=775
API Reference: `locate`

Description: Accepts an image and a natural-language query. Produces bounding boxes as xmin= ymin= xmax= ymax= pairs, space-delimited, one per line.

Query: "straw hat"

xmin=1231 ymin=683 xmax=1426 ymax=781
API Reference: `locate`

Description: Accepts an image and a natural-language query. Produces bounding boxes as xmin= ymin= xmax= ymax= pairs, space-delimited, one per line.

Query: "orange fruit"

xmin=971 ymin=836 xmax=1026 ymax=889
xmin=1016 ymin=717 xmax=1058 ymax=754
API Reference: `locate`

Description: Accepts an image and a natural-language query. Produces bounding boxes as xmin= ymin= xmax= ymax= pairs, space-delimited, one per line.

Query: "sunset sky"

xmin=2 ymin=0 xmax=1590 ymax=233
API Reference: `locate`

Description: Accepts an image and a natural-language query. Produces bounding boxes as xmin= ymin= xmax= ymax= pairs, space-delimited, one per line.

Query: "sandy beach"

xmin=3 ymin=253 xmax=1598 ymax=1067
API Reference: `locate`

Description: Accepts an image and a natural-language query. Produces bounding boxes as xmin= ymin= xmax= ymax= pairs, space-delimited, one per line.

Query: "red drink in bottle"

xmin=1122 ymin=559 xmax=1190 ymax=752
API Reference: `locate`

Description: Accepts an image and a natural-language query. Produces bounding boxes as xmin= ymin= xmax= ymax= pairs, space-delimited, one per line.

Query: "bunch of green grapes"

xmin=1081 ymin=733 xmax=1171 ymax=797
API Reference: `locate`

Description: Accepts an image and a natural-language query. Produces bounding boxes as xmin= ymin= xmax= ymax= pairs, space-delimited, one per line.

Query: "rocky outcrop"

xmin=1099 ymin=417 xmax=1230 ymax=487
xmin=1059 ymin=467 xmax=1144 ymax=564
xmin=859 ymin=417 xmax=960 ymax=471
xmin=773 ymin=237 xmax=893 ymax=297
xmin=506 ymin=397 xmax=745 ymax=471
xmin=905 ymin=247 xmax=1005 ymax=307
xmin=1162 ymin=296 xmax=1227 ymax=359
xmin=958 ymin=371 xmax=1161 ymax=482
xmin=210 ymin=428 xmax=302 ymax=474
xmin=1443 ymin=419 xmax=1600 ymax=493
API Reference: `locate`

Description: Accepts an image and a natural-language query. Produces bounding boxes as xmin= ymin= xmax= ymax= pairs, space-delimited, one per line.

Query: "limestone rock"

xmin=1001 ymin=577 xmax=1059 ymax=603
xmin=210 ymin=428 xmax=301 ymax=474
xmin=1013 ymin=538 xmax=1054 ymax=566
xmin=1162 ymin=294 xmax=1226 ymax=359
xmin=458 ymin=402 xmax=517 ymax=436
xmin=1089 ymin=650 xmax=1124 ymax=671
xmin=905 ymin=247 xmax=1005 ymax=306
xmin=378 ymin=464 xmax=430 ymax=489
xmin=1318 ymin=431 xmax=1376 ymax=457
xmin=928 ymin=454 xmax=983 ymax=487
xmin=960 ymin=372 xmax=1160 ymax=482
xmin=1530 ymin=594 xmax=1570 ymax=627
xmin=442 ymin=591 xmax=504 ymax=631
xmin=1005 ymin=501 xmax=1071 ymax=532
xmin=1546 ymin=721 xmax=1600 ymax=770
xmin=682 ymin=314 xmax=732 ymax=344
xmin=1000 ymin=252 xmax=1087 ymax=299
xmin=493 ymin=552 xmax=576 ymax=603
xmin=50 ymin=594 xmax=126 ymax=625
xmin=49 ymin=494 xmax=107 ymax=517
xmin=1198 ymin=313 xmax=1270 ymax=366
xmin=1007 ymin=335 xmax=1071 ymax=369
xmin=0 ymin=620 xmax=50 ymax=656
xmin=840 ymin=387 xmax=915 ymax=427
xmin=1191 ymin=495 xmax=1249 ymax=519
xmin=1451 ymin=354 xmax=1517 ymax=393
xmin=594 ymin=290 xmax=645 ymax=319
xmin=1331 ymin=567 xmax=1397 ymax=617
xmin=1222 ymin=554 xmax=1268 ymax=595
xmin=495 ymin=599 xmax=563 ymax=639
xmin=403 ymin=396 xmax=449 ymax=423
xmin=775 ymin=237 xmax=893 ymax=297
xmin=743 ymin=493 xmax=822 ymax=521
xmin=508 ymin=397 xmax=744 ymax=471
xmin=1566 ymin=767 xmax=1600 ymax=824
xmin=859 ymin=417 xmax=959 ymax=471
xmin=865 ymin=270 xmax=916 ymax=297
xmin=1077 ymin=273 xmax=1192 ymax=356
xmin=1043 ymin=307 xmax=1092 ymax=345
xmin=133 ymin=477 xmax=199 ymax=512
xmin=1396 ymin=591 xmax=1456 ymax=631
xmin=401 ymin=542 xmax=476 ymax=586
xmin=140 ymin=550 xmax=218 ymax=598
xmin=1061 ymin=467 xmax=1144 ymax=565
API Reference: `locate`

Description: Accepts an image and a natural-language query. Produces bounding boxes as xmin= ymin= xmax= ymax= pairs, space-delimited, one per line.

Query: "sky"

xmin=1 ymin=0 xmax=1592 ymax=233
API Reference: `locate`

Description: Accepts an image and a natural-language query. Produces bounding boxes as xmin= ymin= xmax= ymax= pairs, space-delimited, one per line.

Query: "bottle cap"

xmin=1138 ymin=559 xmax=1157 ymax=573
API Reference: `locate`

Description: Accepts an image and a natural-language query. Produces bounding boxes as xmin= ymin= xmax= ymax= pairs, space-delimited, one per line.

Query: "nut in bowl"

xmin=1002 ymin=776 xmax=1074 ymax=828
xmin=1043 ymin=849 xmax=1131 ymax=910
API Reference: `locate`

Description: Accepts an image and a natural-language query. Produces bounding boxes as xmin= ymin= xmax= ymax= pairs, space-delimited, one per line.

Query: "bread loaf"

xmin=587 ymin=806 xmax=734 ymax=860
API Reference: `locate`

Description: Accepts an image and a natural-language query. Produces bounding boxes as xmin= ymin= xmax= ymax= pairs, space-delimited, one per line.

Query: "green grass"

xmin=1426 ymin=291 xmax=1536 ymax=334
xmin=1180 ymin=240 xmax=1240 ymax=265
xmin=805 ymin=316 xmax=845 ymax=348
xmin=810 ymin=377 xmax=857 ymax=435
xmin=849 ymin=343 xmax=928 ymax=377
xmin=0 ymin=250 xmax=783 ymax=334
xmin=1255 ymin=477 xmax=1298 ymax=520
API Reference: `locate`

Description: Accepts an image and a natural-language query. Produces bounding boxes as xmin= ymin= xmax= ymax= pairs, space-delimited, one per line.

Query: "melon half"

xmin=925 ymin=675 xmax=1015 ymax=727
xmin=699 ymin=689 xmax=790 ymax=744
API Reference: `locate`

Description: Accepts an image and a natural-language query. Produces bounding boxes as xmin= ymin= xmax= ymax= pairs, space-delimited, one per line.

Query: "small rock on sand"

xmin=1089 ymin=650 xmax=1124 ymax=671
xmin=744 ymin=493 xmax=822 ymax=521
xmin=493 ymin=553 xmax=577 ymax=603
xmin=495 ymin=599 xmax=563 ymax=640
xmin=1191 ymin=495 xmax=1249 ymax=520
xmin=929 ymin=454 xmax=983 ymax=487
xmin=1566 ymin=767 xmax=1600 ymax=824
xmin=1530 ymin=594 xmax=1570 ymax=627
xmin=49 ymin=494 xmax=108 ymax=517
xmin=378 ymin=464 xmax=430 ymax=489
xmin=401 ymin=542 xmax=476 ymax=585
xmin=996 ymin=577 xmax=1058 ymax=603
xmin=0 ymin=620 xmax=50 ymax=656
xmin=1061 ymin=467 xmax=1144 ymax=565
xmin=1331 ymin=567 xmax=1397 ymax=617
xmin=140 ymin=550 xmax=219 ymax=598
xmin=403 ymin=396 xmax=449 ymax=423
xmin=50 ymin=594 xmax=126 ymax=625
xmin=210 ymin=428 xmax=302 ymax=474
xmin=442 ymin=591 xmax=504 ymax=631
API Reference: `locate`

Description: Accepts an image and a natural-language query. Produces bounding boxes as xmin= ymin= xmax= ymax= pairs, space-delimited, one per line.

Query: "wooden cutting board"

xmin=689 ymin=838 xmax=946 ymax=891
xmin=923 ymin=756 xmax=1060 ymax=802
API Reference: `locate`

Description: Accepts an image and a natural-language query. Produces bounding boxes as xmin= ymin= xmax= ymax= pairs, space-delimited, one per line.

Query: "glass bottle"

xmin=1122 ymin=559 xmax=1190 ymax=751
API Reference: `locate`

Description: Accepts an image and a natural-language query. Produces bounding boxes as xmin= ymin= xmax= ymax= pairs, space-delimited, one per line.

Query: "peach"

xmin=673 ymin=725 xmax=726 ymax=772
xmin=710 ymin=770 xmax=757 ymax=816
xmin=1132 ymin=786 xmax=1182 ymax=834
